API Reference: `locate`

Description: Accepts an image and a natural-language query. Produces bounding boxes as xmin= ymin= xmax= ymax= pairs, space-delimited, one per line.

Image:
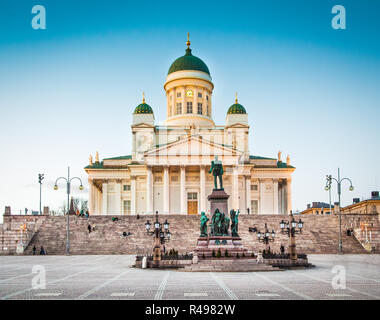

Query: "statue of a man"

xmin=230 ymin=209 xmax=240 ymax=237
xmin=209 ymin=156 xmax=224 ymax=190
xmin=200 ymin=212 xmax=209 ymax=237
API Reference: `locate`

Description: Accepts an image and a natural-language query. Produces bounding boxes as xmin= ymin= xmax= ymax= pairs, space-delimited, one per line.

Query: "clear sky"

xmin=0 ymin=0 xmax=379 ymax=221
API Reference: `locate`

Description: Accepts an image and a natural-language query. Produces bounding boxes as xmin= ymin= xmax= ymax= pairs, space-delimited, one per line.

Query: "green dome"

xmin=134 ymin=103 xmax=153 ymax=114
xmin=227 ymin=103 xmax=246 ymax=114
xmin=168 ymin=48 xmax=210 ymax=75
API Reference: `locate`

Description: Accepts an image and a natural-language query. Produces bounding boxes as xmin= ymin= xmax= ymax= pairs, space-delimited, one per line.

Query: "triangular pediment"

xmin=145 ymin=135 xmax=241 ymax=157
xmin=131 ymin=123 xmax=155 ymax=129
xmin=225 ymin=123 xmax=249 ymax=129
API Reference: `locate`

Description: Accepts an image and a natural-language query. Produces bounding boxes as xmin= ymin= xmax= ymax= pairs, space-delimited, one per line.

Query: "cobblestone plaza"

xmin=0 ymin=255 xmax=379 ymax=300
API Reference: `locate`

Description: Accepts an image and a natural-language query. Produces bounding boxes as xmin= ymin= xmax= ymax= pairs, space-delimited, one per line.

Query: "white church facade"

xmin=85 ymin=36 xmax=295 ymax=216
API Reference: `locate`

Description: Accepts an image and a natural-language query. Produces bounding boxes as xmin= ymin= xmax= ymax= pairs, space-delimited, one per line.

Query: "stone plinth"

xmin=194 ymin=236 xmax=249 ymax=258
xmin=207 ymin=189 xmax=229 ymax=216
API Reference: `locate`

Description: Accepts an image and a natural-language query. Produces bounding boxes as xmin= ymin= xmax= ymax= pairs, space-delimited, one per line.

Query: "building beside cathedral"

xmin=85 ymin=36 xmax=295 ymax=216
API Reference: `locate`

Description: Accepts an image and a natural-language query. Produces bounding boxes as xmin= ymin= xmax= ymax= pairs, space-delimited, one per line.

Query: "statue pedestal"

xmin=194 ymin=236 xmax=249 ymax=258
xmin=207 ymin=189 xmax=229 ymax=216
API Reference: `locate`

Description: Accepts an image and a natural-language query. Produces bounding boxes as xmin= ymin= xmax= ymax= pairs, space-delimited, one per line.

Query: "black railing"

xmin=135 ymin=254 xmax=193 ymax=261
xmin=162 ymin=253 xmax=193 ymax=260
xmin=262 ymin=253 xmax=308 ymax=260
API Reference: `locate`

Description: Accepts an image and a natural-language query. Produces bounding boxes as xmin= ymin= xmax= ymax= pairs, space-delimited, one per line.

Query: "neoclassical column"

xmin=232 ymin=166 xmax=239 ymax=210
xmin=194 ymin=87 xmax=198 ymax=115
xmin=181 ymin=87 xmax=186 ymax=115
xmin=88 ymin=179 xmax=94 ymax=214
xmin=245 ymin=175 xmax=251 ymax=214
xmin=180 ymin=165 xmax=186 ymax=214
xmin=130 ymin=175 xmax=136 ymax=215
xmin=146 ymin=166 xmax=153 ymax=214
xmin=259 ymin=178 xmax=265 ymax=214
xmin=163 ymin=166 xmax=170 ymax=214
xmin=200 ymin=165 xmax=206 ymax=212
xmin=115 ymin=179 xmax=122 ymax=215
xmin=95 ymin=185 xmax=99 ymax=214
xmin=273 ymin=178 xmax=279 ymax=214
xmin=286 ymin=178 xmax=292 ymax=214
xmin=101 ymin=180 xmax=108 ymax=215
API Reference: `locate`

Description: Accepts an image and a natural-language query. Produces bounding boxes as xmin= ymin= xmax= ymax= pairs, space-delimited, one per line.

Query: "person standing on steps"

xmin=40 ymin=246 xmax=45 ymax=255
xmin=32 ymin=245 xmax=36 ymax=255
xmin=88 ymin=224 xmax=92 ymax=233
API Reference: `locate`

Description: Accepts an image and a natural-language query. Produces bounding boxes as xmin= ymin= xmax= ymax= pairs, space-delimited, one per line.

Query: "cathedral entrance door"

xmin=187 ymin=192 xmax=198 ymax=215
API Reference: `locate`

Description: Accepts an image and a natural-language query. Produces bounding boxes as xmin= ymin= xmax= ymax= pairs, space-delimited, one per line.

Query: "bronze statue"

xmin=223 ymin=216 xmax=230 ymax=236
xmin=209 ymin=208 xmax=231 ymax=236
xmin=200 ymin=212 xmax=209 ymax=237
xmin=209 ymin=155 xmax=224 ymax=190
xmin=230 ymin=209 xmax=240 ymax=237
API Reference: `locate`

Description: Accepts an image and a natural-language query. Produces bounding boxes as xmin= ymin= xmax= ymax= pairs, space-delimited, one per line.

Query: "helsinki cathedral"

xmin=85 ymin=35 xmax=295 ymax=216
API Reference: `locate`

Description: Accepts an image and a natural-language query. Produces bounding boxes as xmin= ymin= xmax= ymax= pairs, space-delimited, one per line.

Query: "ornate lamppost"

xmin=280 ymin=213 xmax=303 ymax=264
xmin=325 ymin=168 xmax=354 ymax=254
xmin=249 ymin=223 xmax=275 ymax=252
xmin=53 ymin=167 xmax=84 ymax=255
xmin=145 ymin=211 xmax=171 ymax=267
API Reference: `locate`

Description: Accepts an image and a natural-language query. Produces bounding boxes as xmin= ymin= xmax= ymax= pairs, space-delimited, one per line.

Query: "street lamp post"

xmin=280 ymin=213 xmax=303 ymax=264
xmin=325 ymin=168 xmax=354 ymax=254
xmin=53 ymin=167 xmax=84 ymax=255
xmin=38 ymin=174 xmax=44 ymax=215
xmin=145 ymin=211 xmax=171 ymax=267
xmin=249 ymin=223 xmax=275 ymax=252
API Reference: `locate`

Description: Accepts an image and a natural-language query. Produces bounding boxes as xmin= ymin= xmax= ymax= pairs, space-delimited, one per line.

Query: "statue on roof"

xmin=95 ymin=151 xmax=99 ymax=163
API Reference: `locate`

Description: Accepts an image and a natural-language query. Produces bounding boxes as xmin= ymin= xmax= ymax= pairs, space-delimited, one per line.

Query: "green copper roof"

xmin=134 ymin=103 xmax=153 ymax=114
xmin=227 ymin=103 xmax=247 ymax=114
xmin=103 ymin=155 xmax=132 ymax=160
xmin=250 ymin=155 xmax=276 ymax=160
xmin=168 ymin=48 xmax=210 ymax=75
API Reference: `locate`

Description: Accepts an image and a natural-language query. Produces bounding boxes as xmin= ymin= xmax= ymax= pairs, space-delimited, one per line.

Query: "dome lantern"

xmin=167 ymin=34 xmax=210 ymax=76
xmin=227 ymin=92 xmax=247 ymax=114
xmin=134 ymin=92 xmax=154 ymax=114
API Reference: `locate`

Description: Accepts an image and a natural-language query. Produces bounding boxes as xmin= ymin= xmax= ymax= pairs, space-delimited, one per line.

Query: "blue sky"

xmin=0 ymin=0 xmax=379 ymax=219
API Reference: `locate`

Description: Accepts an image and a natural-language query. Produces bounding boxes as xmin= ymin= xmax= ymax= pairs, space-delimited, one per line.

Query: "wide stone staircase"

xmin=16 ymin=213 xmax=377 ymax=255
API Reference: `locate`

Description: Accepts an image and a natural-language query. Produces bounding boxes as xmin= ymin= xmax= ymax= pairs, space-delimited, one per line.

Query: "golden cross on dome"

xmin=186 ymin=32 xmax=191 ymax=48
xmin=142 ymin=91 xmax=145 ymax=104
xmin=235 ymin=92 xmax=238 ymax=104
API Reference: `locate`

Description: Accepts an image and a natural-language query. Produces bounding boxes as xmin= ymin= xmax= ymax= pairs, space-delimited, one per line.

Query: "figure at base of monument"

xmin=200 ymin=212 xmax=209 ymax=237
xmin=230 ymin=209 xmax=240 ymax=237
xmin=209 ymin=155 xmax=224 ymax=190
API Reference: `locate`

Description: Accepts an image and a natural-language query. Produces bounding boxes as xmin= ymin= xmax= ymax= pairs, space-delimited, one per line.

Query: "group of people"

xmin=32 ymin=245 xmax=46 ymax=255
xmin=262 ymin=245 xmax=286 ymax=255
xmin=76 ymin=209 xmax=90 ymax=218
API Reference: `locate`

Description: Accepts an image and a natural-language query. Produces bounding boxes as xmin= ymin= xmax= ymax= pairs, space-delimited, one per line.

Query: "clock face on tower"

xmin=186 ymin=90 xmax=193 ymax=97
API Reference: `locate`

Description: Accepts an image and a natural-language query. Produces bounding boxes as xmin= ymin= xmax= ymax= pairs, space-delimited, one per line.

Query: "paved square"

xmin=0 ymin=255 xmax=379 ymax=300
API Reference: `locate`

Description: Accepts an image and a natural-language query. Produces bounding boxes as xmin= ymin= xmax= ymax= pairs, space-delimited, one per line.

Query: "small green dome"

xmin=168 ymin=48 xmax=210 ymax=75
xmin=227 ymin=103 xmax=246 ymax=114
xmin=134 ymin=103 xmax=153 ymax=114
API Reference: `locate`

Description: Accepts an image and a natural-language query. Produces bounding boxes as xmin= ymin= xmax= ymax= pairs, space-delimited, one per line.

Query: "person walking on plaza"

xmin=40 ymin=246 xmax=45 ymax=255
xmin=32 ymin=245 xmax=36 ymax=255
xmin=88 ymin=224 xmax=92 ymax=233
